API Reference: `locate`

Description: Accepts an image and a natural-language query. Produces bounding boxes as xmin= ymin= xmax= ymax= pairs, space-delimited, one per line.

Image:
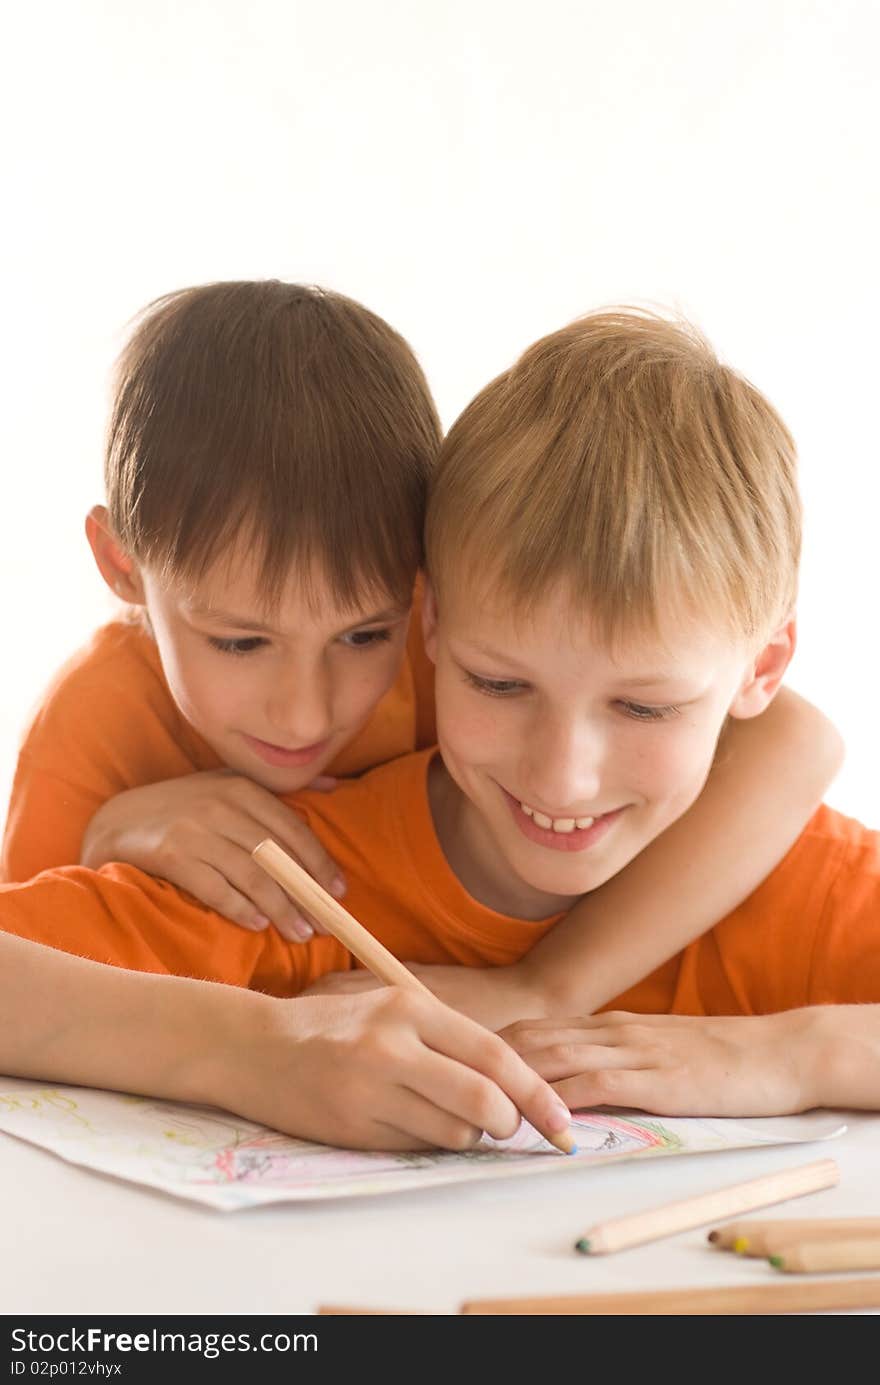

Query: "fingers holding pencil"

xmin=264 ymin=987 xmax=564 ymax=1152
xmin=252 ymin=837 xmax=576 ymax=1155
xmin=411 ymin=995 xmax=576 ymax=1149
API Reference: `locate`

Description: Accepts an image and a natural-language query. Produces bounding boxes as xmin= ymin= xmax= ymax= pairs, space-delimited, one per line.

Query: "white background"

xmin=1 ymin=0 xmax=878 ymax=827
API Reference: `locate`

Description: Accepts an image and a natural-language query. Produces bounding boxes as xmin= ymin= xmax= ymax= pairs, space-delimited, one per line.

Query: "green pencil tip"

xmin=575 ymin=1239 xmax=591 ymax=1255
xmin=769 ymin=1255 xmax=784 ymax=1269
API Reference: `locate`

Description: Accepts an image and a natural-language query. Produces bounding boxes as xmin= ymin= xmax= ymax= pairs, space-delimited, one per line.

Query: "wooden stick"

xmin=709 ymin=1217 xmax=880 ymax=1257
xmin=252 ymin=837 xmax=576 ymax=1156
xmin=574 ymin=1158 xmax=839 ymax=1254
xmin=771 ymin=1238 xmax=880 ymax=1274
xmin=253 ymin=838 xmax=434 ymax=994
xmin=460 ymin=1276 xmax=880 ymax=1315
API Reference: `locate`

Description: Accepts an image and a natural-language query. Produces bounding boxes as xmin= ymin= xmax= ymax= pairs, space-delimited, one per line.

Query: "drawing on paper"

xmin=0 ymin=1076 xmax=845 ymax=1211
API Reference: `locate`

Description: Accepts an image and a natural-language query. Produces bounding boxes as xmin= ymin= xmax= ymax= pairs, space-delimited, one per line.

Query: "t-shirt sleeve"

xmin=806 ymin=829 xmax=880 ymax=1004
xmin=0 ymin=862 xmax=349 ymax=996
xmin=1 ymin=756 xmax=107 ymax=885
xmin=1 ymin=628 xmax=183 ymax=882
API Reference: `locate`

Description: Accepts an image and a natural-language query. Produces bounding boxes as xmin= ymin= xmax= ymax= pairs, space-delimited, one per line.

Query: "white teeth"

xmin=518 ymin=801 xmax=597 ymax=832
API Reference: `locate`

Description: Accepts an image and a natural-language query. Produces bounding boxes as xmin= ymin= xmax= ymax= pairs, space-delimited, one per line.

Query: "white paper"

xmin=0 ymin=1076 xmax=846 ymax=1211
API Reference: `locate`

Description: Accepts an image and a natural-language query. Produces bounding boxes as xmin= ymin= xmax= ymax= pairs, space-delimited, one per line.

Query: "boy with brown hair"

xmin=1 ymin=281 xmax=840 ymax=1031
xmin=2 ymin=306 xmax=877 ymax=1136
xmin=2 ymin=281 xmax=440 ymax=936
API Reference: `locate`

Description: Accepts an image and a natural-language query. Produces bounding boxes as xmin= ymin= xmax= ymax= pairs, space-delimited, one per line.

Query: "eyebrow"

xmin=614 ymin=674 xmax=691 ymax=688
xmin=188 ymin=605 xmax=409 ymax=635
xmin=454 ymin=640 xmax=533 ymax=671
xmin=455 ymin=641 xmax=691 ymax=688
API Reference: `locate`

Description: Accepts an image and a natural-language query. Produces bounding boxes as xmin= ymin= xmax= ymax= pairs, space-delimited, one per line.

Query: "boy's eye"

xmin=464 ymin=671 xmax=525 ymax=697
xmin=619 ymin=700 xmax=680 ymax=721
xmin=340 ymin=628 xmax=393 ymax=650
xmin=207 ymin=636 xmax=268 ymax=656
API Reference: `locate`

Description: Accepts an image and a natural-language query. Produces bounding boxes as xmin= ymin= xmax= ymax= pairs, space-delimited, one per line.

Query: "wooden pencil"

xmin=574 ymin=1158 xmax=839 ymax=1254
xmin=253 ymin=838 xmax=435 ymax=994
xmin=252 ymin=837 xmax=576 ymax=1156
xmin=770 ymin=1238 xmax=880 ymax=1274
xmin=709 ymin=1217 xmax=880 ymax=1257
xmin=460 ymin=1276 xmax=880 ymax=1315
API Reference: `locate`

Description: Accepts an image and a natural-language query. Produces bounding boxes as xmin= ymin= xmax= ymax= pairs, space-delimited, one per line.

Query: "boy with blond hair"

xmin=2 ymin=306 xmax=877 ymax=1135
xmin=1 ymin=282 xmax=840 ymax=1036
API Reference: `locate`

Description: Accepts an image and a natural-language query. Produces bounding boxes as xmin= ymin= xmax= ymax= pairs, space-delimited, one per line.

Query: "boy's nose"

xmin=523 ymin=718 xmax=604 ymax=813
xmin=265 ymin=666 xmax=333 ymax=745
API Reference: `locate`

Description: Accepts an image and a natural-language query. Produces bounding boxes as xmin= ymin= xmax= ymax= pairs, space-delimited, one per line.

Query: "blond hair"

xmin=426 ymin=308 xmax=800 ymax=644
xmin=106 ymin=280 xmax=441 ymax=608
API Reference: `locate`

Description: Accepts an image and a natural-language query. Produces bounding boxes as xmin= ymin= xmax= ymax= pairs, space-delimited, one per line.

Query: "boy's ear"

xmin=421 ymin=577 xmax=439 ymax=664
xmin=85 ymin=505 xmax=146 ymax=605
xmin=728 ymin=616 xmax=797 ymax=720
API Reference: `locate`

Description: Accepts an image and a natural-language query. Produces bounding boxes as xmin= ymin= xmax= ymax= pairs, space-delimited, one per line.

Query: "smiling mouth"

xmin=242 ymin=733 xmax=331 ymax=767
xmin=500 ymin=786 xmax=624 ymax=852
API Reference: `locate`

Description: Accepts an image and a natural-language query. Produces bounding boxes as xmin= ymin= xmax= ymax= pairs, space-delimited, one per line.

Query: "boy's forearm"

xmin=518 ymin=687 xmax=844 ymax=1017
xmin=0 ymin=932 xmax=262 ymax=1107
xmin=804 ymin=1005 xmax=880 ymax=1110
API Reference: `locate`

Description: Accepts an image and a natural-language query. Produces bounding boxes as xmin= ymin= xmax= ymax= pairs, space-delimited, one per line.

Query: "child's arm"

xmin=4 ymin=754 xmax=346 ymax=944
xmin=304 ymin=688 xmax=843 ymax=1028
xmin=499 ymin=1005 xmax=880 ymax=1115
xmin=0 ymin=931 xmax=571 ymax=1151
xmin=79 ymin=771 xmax=345 ymax=942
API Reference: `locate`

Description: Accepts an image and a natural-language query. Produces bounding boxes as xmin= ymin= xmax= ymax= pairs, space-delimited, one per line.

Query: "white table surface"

xmin=2 ymin=1103 xmax=879 ymax=1315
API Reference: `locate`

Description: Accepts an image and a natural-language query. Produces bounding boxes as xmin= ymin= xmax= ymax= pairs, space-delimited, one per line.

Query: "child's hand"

xmin=499 ymin=1010 xmax=824 ymax=1117
xmin=216 ymin=987 xmax=573 ymax=1152
xmin=80 ymin=771 xmax=344 ymax=942
xmin=301 ymin=961 xmax=546 ymax=1030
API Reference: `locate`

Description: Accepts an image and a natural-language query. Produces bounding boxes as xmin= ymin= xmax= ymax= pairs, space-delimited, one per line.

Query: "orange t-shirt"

xmin=1 ymin=585 xmax=436 ymax=883
xmin=1 ymin=748 xmax=878 ymax=1016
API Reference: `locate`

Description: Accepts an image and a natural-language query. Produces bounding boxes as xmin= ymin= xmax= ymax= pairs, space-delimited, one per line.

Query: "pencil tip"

xmin=574 ymin=1239 xmax=591 ymax=1255
xmin=551 ymin=1130 xmax=578 ymax=1155
xmin=707 ymin=1231 xmax=720 ymax=1243
xmin=769 ymin=1255 xmax=784 ymax=1269
xmin=733 ymin=1237 xmax=750 ymax=1254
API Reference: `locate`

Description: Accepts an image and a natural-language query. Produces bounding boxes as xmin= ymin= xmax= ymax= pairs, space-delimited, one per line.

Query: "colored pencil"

xmin=770 ymin=1238 xmax=880 ymax=1274
xmin=252 ymin=837 xmax=576 ymax=1155
xmin=574 ymin=1158 xmax=839 ymax=1254
xmin=709 ymin=1216 xmax=880 ymax=1257
xmin=460 ymin=1276 xmax=880 ymax=1314
xmin=253 ymin=838 xmax=434 ymax=993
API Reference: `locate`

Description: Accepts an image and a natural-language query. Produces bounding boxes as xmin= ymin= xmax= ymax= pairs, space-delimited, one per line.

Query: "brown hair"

xmin=106 ymin=280 xmax=441 ymax=608
xmin=426 ymin=308 xmax=801 ymax=645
